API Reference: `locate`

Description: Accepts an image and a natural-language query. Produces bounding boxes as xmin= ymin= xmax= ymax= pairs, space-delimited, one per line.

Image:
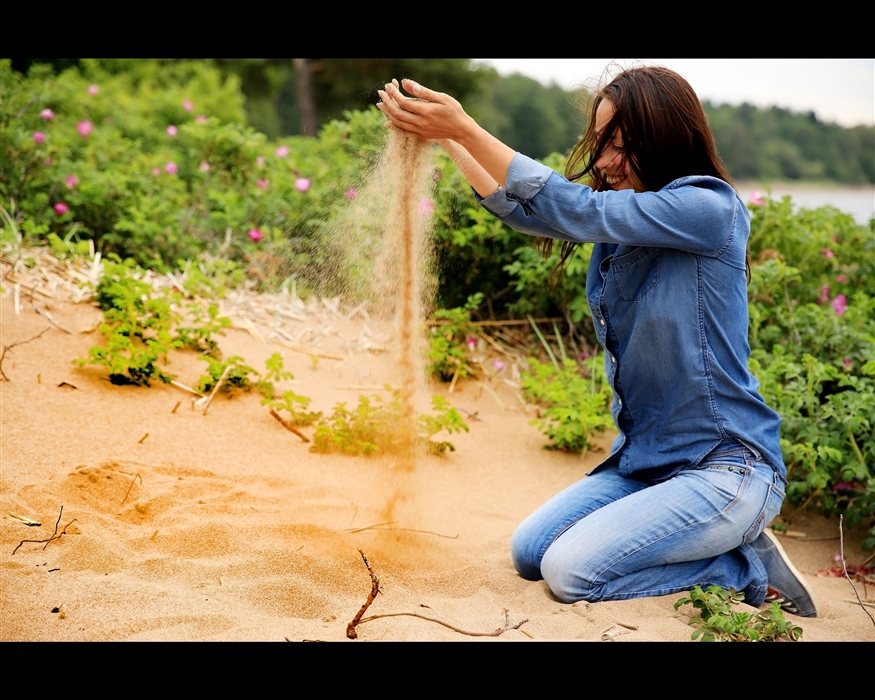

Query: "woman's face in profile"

xmin=594 ymin=99 xmax=645 ymax=193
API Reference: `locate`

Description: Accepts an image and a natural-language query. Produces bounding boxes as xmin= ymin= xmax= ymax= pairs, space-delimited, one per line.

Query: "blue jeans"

xmin=510 ymin=440 xmax=785 ymax=605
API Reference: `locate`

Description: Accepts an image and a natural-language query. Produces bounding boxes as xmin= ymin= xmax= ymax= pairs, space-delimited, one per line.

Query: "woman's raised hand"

xmin=377 ymin=79 xmax=474 ymax=142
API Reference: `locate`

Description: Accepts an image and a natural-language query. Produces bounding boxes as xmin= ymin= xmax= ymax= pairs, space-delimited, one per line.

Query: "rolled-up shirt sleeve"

xmin=474 ymin=153 xmax=740 ymax=258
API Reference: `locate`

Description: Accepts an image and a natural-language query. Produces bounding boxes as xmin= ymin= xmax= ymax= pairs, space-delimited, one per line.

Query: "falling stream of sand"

xmin=317 ymin=129 xmax=436 ymax=546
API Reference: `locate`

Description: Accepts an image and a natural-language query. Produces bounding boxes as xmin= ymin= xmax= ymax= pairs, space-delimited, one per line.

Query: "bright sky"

xmin=473 ymin=59 xmax=875 ymax=128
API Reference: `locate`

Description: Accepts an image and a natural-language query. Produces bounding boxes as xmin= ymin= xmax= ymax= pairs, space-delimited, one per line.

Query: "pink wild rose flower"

xmin=831 ymin=294 xmax=847 ymax=316
xmin=749 ymin=191 xmax=765 ymax=206
xmin=77 ymin=121 xmax=93 ymax=138
xmin=33 ymin=131 xmax=46 ymax=144
xmin=257 ymin=179 xmax=268 ymax=189
xmin=165 ymin=162 xmax=178 ymax=175
xmin=275 ymin=145 xmax=289 ymax=158
xmin=53 ymin=202 xmax=68 ymax=216
xmin=65 ymin=174 xmax=78 ymax=188
xmin=166 ymin=125 xmax=178 ymax=137
xmin=419 ymin=197 xmax=435 ymax=217
xmin=295 ymin=178 xmax=311 ymax=193
xmin=345 ymin=188 xmax=358 ymax=199
xmin=183 ymin=99 xmax=194 ymax=112
xmin=818 ymin=284 xmax=831 ymax=305
xmin=248 ymin=228 xmax=264 ymax=243
xmin=40 ymin=109 xmax=54 ymax=120
xmin=87 ymin=84 xmax=99 ymax=96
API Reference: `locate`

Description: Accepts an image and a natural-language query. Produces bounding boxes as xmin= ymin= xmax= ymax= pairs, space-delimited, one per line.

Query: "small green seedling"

xmin=310 ymin=387 xmax=469 ymax=456
xmin=674 ymin=585 xmax=803 ymax=642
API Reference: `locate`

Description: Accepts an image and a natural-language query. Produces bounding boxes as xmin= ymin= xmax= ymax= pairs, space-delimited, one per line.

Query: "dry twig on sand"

xmin=121 ymin=473 xmax=142 ymax=506
xmin=346 ymin=550 xmax=527 ymax=639
xmin=0 ymin=326 xmax=51 ymax=381
xmin=840 ymin=515 xmax=875 ymax=628
xmin=12 ymin=505 xmax=77 ymax=555
xmin=358 ymin=609 xmax=529 ymax=638
xmin=345 ymin=522 xmax=458 ymax=539
xmin=269 ymin=408 xmax=310 ymax=442
xmin=347 ymin=549 xmax=381 ymax=639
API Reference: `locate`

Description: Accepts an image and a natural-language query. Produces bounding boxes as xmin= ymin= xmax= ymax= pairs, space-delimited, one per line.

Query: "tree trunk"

xmin=293 ymin=59 xmax=317 ymax=137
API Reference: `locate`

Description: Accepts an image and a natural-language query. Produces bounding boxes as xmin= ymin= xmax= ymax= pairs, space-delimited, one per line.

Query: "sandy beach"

xmin=2 ymin=282 xmax=873 ymax=642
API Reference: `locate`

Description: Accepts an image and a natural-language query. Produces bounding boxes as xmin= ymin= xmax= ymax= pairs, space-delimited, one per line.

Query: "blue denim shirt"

xmin=479 ymin=153 xmax=785 ymax=482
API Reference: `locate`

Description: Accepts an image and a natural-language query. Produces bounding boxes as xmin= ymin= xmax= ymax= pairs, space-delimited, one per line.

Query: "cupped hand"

xmin=377 ymin=79 xmax=474 ymax=142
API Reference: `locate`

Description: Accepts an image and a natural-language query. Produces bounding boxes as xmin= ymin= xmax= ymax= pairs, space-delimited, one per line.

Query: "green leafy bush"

xmin=426 ymin=293 xmax=482 ymax=381
xmin=74 ymin=256 xmax=231 ymax=386
xmin=521 ymin=355 xmax=614 ymax=455
xmin=747 ymin=195 xmax=875 ymax=549
xmin=675 ymin=585 xmax=803 ymax=642
xmin=75 ymin=257 xmax=182 ymax=385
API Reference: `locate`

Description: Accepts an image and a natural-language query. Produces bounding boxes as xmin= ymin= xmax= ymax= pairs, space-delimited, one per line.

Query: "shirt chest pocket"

xmin=609 ymin=246 xmax=661 ymax=302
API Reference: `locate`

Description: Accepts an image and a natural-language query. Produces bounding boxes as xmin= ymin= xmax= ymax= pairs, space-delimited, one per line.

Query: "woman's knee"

xmin=510 ymin=521 xmax=546 ymax=581
xmin=540 ymin=543 xmax=599 ymax=603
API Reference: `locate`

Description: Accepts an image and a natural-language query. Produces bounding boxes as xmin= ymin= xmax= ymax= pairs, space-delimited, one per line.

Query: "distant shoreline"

xmin=734 ymin=181 xmax=874 ymax=225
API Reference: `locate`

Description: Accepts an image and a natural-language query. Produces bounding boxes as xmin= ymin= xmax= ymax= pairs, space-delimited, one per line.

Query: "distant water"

xmin=735 ymin=183 xmax=874 ymax=226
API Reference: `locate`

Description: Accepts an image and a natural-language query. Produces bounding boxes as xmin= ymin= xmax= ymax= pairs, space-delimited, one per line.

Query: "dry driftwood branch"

xmin=346 ymin=551 xmax=527 ymax=639
xmin=839 ymin=515 xmax=875 ymax=628
xmin=12 ymin=505 xmax=77 ymax=555
xmin=347 ymin=549 xmax=381 ymax=639
xmin=0 ymin=326 xmax=51 ymax=381
xmin=358 ymin=610 xmax=528 ymax=638
xmin=269 ymin=408 xmax=310 ymax=442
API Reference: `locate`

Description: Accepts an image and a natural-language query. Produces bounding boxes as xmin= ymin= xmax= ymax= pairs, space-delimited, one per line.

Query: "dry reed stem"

xmin=201 ymin=364 xmax=232 ymax=416
xmin=121 ymin=473 xmax=142 ymax=505
xmin=275 ymin=339 xmax=344 ymax=360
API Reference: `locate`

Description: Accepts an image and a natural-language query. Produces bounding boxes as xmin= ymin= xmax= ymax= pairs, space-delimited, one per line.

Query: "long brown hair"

xmin=541 ymin=65 xmax=748 ymax=279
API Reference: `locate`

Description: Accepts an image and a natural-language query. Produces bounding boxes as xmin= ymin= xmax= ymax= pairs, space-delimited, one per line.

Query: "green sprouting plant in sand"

xmin=674 ymin=585 xmax=803 ymax=642
xmin=75 ymin=256 xmax=233 ymax=386
xmin=522 ymin=353 xmax=614 ymax=456
xmin=310 ymin=389 xmax=469 ymax=456
xmin=75 ymin=256 xmax=182 ymax=385
xmin=175 ymin=302 xmax=230 ymax=357
xmin=426 ymin=293 xmax=483 ymax=382
xmin=195 ymin=354 xmax=260 ymax=394
xmin=262 ymin=389 xmax=323 ymax=427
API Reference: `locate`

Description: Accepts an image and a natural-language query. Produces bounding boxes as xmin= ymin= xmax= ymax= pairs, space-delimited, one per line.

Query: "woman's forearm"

xmin=450 ymin=122 xmax=516 ymax=195
xmin=438 ymin=139 xmax=502 ymax=199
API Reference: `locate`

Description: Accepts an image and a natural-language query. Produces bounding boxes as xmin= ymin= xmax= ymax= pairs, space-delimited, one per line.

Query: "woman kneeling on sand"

xmin=377 ymin=65 xmax=817 ymax=617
